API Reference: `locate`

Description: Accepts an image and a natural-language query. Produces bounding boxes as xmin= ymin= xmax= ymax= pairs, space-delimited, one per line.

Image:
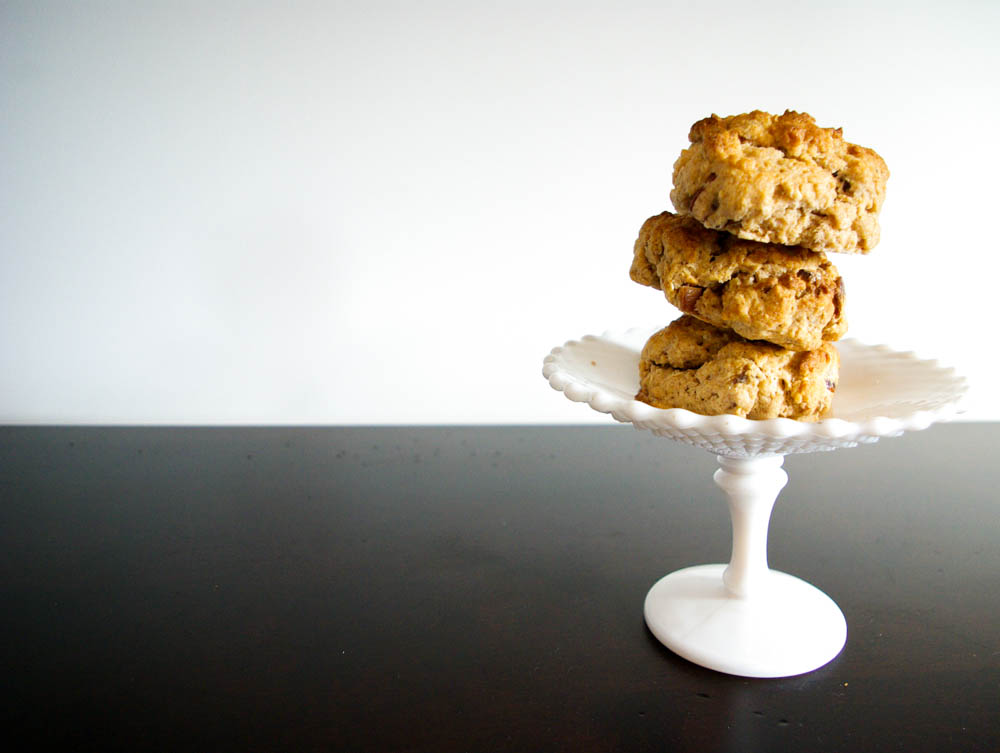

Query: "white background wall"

xmin=2 ymin=0 xmax=997 ymax=424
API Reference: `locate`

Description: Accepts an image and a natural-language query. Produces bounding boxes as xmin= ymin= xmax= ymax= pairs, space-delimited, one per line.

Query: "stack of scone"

xmin=629 ymin=110 xmax=889 ymax=421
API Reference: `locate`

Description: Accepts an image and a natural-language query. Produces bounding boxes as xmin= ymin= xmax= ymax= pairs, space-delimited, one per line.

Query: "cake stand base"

xmin=644 ymin=564 xmax=847 ymax=678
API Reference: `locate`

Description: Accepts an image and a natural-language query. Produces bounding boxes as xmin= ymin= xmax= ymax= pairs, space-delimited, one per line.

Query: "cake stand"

xmin=542 ymin=328 xmax=967 ymax=678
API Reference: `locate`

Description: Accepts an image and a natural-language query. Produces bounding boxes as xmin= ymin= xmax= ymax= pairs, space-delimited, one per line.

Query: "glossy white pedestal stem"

xmin=643 ymin=455 xmax=847 ymax=678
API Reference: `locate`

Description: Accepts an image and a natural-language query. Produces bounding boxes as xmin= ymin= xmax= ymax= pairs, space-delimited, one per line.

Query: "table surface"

xmin=2 ymin=424 xmax=998 ymax=752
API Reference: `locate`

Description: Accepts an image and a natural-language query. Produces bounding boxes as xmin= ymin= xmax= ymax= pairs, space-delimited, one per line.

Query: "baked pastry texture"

xmin=636 ymin=315 xmax=839 ymax=421
xmin=670 ymin=110 xmax=889 ymax=254
xmin=630 ymin=211 xmax=846 ymax=351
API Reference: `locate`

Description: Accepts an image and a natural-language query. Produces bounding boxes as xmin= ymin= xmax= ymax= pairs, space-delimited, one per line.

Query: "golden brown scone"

xmin=630 ymin=211 xmax=846 ymax=351
xmin=636 ymin=315 xmax=839 ymax=421
xmin=670 ymin=110 xmax=889 ymax=254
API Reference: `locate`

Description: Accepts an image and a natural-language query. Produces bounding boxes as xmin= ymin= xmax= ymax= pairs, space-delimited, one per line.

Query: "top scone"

xmin=670 ymin=110 xmax=889 ymax=254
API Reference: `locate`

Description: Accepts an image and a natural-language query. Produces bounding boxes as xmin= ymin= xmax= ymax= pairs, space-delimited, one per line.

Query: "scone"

xmin=670 ymin=110 xmax=889 ymax=254
xmin=629 ymin=211 xmax=846 ymax=351
xmin=636 ymin=315 xmax=839 ymax=421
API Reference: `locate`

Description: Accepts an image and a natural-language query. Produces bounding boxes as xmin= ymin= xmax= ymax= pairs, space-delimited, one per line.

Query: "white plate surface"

xmin=543 ymin=329 xmax=968 ymax=457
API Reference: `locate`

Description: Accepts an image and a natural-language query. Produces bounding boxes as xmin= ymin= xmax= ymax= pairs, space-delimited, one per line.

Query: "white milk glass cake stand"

xmin=542 ymin=328 xmax=967 ymax=678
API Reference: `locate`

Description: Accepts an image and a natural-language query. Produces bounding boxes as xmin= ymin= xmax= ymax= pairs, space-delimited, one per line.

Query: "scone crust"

xmin=670 ymin=110 xmax=889 ymax=254
xmin=636 ymin=315 xmax=839 ymax=421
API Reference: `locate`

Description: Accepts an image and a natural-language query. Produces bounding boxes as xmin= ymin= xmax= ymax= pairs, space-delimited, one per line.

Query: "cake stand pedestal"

xmin=644 ymin=455 xmax=845 ymax=677
xmin=543 ymin=329 xmax=966 ymax=678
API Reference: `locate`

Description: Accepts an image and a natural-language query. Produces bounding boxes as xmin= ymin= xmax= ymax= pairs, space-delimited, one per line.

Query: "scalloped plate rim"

xmin=542 ymin=331 xmax=968 ymax=445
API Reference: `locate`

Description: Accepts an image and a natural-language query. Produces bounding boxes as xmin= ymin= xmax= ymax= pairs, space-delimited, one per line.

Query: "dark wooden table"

xmin=2 ymin=425 xmax=998 ymax=751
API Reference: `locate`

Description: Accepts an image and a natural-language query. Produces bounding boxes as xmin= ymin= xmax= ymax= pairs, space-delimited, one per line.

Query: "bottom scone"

xmin=636 ymin=315 xmax=839 ymax=421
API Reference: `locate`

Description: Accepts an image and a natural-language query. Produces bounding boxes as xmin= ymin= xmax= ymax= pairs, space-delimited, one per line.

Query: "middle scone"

xmin=630 ymin=211 xmax=846 ymax=351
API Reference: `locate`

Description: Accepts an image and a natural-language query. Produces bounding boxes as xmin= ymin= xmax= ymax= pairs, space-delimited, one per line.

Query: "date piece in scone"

xmin=630 ymin=211 xmax=846 ymax=351
xmin=670 ymin=110 xmax=889 ymax=254
xmin=636 ymin=315 xmax=839 ymax=421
